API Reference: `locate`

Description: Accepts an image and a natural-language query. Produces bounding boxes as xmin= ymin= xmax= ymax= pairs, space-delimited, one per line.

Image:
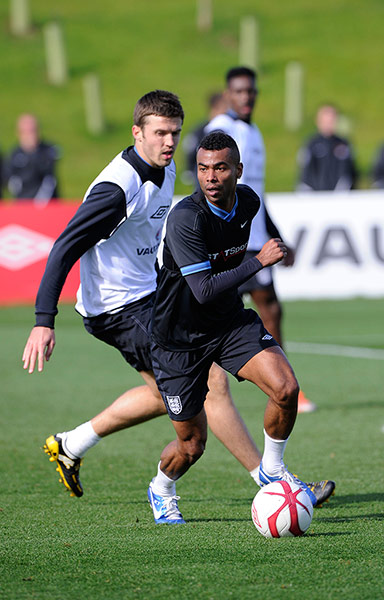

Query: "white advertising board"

xmin=266 ymin=190 xmax=384 ymax=300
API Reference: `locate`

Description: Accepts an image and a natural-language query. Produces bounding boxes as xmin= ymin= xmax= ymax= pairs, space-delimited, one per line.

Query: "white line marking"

xmin=286 ymin=342 xmax=384 ymax=361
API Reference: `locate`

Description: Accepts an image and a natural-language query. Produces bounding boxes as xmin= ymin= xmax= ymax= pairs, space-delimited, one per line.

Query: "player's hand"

xmin=22 ymin=326 xmax=56 ymax=373
xmin=256 ymin=238 xmax=287 ymax=268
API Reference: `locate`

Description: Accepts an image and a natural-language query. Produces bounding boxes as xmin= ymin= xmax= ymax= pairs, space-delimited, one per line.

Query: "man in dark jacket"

xmin=4 ymin=114 xmax=60 ymax=203
xmin=297 ymin=104 xmax=357 ymax=191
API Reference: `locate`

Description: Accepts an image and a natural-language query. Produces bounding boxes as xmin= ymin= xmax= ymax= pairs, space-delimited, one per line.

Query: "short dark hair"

xmin=133 ymin=90 xmax=184 ymax=128
xmin=197 ymin=131 xmax=240 ymax=164
xmin=226 ymin=66 xmax=257 ymax=85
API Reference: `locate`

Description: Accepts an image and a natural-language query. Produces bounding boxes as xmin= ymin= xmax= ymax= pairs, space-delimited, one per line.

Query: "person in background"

xmin=4 ymin=114 xmax=60 ymax=204
xmin=181 ymin=92 xmax=227 ymax=186
xmin=297 ymin=104 xmax=357 ymax=191
xmin=204 ymin=66 xmax=316 ymax=414
xmin=371 ymin=143 xmax=384 ymax=189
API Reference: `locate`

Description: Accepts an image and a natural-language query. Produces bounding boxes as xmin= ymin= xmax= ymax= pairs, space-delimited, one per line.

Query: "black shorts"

xmin=82 ymin=294 xmax=154 ymax=372
xmin=151 ymin=308 xmax=278 ymax=421
xmin=238 ymin=251 xmax=273 ymax=293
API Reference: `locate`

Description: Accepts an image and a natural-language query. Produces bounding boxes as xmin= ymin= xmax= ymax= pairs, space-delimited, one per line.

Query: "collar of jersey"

xmin=226 ymin=109 xmax=242 ymax=121
xmin=206 ymin=194 xmax=238 ymax=221
xmin=122 ymin=146 xmax=166 ymax=188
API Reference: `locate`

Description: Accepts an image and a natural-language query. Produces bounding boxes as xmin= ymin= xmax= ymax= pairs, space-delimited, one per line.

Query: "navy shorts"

xmin=238 ymin=251 xmax=273 ymax=293
xmin=82 ymin=294 xmax=154 ymax=372
xmin=151 ymin=308 xmax=278 ymax=421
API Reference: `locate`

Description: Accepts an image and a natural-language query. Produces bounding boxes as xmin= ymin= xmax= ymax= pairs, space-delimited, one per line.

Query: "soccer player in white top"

xmin=205 ymin=66 xmax=316 ymax=414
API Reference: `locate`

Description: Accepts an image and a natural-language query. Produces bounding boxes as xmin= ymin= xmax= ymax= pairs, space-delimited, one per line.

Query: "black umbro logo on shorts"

xmin=151 ymin=206 xmax=169 ymax=219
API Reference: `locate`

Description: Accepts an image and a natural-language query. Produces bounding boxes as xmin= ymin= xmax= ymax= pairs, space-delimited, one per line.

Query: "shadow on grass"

xmin=316 ymin=513 xmax=384 ymax=523
xmin=186 ymin=517 xmax=249 ymax=523
xmin=306 ymin=531 xmax=352 ymax=537
xmin=328 ymin=492 xmax=384 ymax=504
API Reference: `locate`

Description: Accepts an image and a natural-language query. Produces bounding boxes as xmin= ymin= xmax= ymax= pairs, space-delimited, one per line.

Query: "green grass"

xmin=1 ymin=300 xmax=383 ymax=599
xmin=1 ymin=0 xmax=384 ymax=198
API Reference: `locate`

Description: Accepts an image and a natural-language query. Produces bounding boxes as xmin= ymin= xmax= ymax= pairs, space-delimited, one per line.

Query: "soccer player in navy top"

xmin=147 ymin=132 xmax=322 ymax=523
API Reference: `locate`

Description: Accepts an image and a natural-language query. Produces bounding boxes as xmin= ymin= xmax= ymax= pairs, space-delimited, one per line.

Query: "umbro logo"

xmin=150 ymin=206 xmax=169 ymax=219
xmin=0 ymin=224 xmax=54 ymax=270
xmin=240 ymin=221 xmax=248 ymax=228
xmin=262 ymin=334 xmax=273 ymax=341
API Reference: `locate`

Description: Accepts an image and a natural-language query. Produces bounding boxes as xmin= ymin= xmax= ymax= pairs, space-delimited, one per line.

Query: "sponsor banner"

xmin=0 ymin=202 xmax=81 ymax=305
xmin=1 ymin=191 xmax=384 ymax=305
xmin=266 ymin=190 xmax=384 ymax=299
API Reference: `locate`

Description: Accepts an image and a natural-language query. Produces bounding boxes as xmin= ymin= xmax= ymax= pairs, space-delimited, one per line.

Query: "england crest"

xmin=166 ymin=395 xmax=182 ymax=415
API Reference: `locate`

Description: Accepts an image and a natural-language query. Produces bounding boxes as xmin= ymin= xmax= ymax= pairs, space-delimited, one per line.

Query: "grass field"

xmin=1 ymin=1 xmax=384 ymax=197
xmin=1 ymin=300 xmax=383 ymax=599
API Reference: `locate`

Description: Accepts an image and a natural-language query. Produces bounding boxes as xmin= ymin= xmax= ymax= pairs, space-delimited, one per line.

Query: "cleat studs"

xmin=49 ymin=457 xmax=55 ymax=462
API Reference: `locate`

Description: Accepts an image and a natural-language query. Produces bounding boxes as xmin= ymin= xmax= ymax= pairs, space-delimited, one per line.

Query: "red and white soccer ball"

xmin=251 ymin=480 xmax=314 ymax=538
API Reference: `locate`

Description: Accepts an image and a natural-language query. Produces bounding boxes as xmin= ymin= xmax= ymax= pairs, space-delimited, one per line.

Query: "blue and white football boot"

xmin=255 ymin=462 xmax=318 ymax=507
xmin=147 ymin=479 xmax=186 ymax=524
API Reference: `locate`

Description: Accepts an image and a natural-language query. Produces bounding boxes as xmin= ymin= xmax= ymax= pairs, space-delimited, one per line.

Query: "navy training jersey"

xmin=151 ymin=184 xmax=261 ymax=350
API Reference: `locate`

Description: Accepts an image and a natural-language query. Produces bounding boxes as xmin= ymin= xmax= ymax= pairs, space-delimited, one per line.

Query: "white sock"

xmin=151 ymin=462 xmax=177 ymax=497
xmin=59 ymin=421 xmax=101 ymax=459
xmin=261 ymin=428 xmax=288 ymax=476
xmin=249 ymin=466 xmax=261 ymax=483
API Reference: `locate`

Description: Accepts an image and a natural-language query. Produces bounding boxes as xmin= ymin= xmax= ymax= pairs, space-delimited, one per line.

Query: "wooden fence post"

xmin=43 ymin=22 xmax=68 ymax=85
xmin=284 ymin=61 xmax=304 ymax=130
xmin=239 ymin=16 xmax=260 ymax=71
xmin=83 ymin=74 xmax=105 ymax=135
xmin=9 ymin=0 xmax=31 ymax=36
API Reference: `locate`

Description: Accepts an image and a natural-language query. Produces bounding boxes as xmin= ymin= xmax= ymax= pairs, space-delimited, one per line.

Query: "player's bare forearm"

xmin=22 ymin=326 xmax=56 ymax=374
xmin=256 ymin=238 xmax=286 ymax=268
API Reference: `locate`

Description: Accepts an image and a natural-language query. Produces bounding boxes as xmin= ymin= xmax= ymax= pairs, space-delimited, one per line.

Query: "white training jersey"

xmin=204 ymin=112 xmax=268 ymax=250
xmin=75 ymin=150 xmax=176 ymax=317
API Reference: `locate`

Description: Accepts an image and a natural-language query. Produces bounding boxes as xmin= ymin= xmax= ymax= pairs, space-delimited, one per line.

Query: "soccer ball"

xmin=251 ymin=480 xmax=313 ymax=538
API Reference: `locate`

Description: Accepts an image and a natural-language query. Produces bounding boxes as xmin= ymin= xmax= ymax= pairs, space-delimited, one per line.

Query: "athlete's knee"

xmin=178 ymin=434 xmax=206 ymax=465
xmin=270 ymin=375 xmax=299 ymax=409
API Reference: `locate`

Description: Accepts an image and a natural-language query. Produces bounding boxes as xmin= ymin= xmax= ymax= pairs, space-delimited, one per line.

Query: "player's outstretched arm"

xmin=256 ymin=238 xmax=286 ymax=268
xmin=22 ymin=327 xmax=56 ymax=374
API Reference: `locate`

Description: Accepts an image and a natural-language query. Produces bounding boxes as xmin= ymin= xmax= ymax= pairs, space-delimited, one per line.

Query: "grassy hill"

xmin=1 ymin=0 xmax=383 ymax=198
